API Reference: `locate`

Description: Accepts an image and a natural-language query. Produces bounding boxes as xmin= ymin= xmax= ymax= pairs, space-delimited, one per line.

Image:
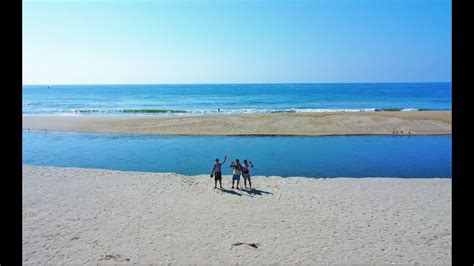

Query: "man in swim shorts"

xmin=242 ymin=160 xmax=254 ymax=189
xmin=210 ymin=155 xmax=227 ymax=189
xmin=230 ymin=159 xmax=243 ymax=189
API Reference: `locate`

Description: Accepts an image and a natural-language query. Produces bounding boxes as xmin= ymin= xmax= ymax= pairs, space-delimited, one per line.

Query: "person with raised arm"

xmin=242 ymin=160 xmax=254 ymax=189
xmin=210 ymin=155 xmax=227 ymax=189
xmin=229 ymin=159 xmax=243 ymax=189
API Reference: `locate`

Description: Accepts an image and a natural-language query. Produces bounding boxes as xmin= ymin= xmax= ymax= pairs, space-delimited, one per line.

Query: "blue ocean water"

xmin=23 ymin=83 xmax=451 ymax=115
xmin=23 ymin=131 xmax=452 ymax=178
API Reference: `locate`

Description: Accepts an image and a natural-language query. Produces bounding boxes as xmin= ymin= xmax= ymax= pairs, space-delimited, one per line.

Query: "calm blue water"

xmin=23 ymin=131 xmax=451 ymax=178
xmin=23 ymin=83 xmax=451 ymax=115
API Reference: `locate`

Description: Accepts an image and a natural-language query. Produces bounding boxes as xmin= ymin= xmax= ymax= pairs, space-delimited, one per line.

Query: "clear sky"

xmin=23 ymin=0 xmax=452 ymax=84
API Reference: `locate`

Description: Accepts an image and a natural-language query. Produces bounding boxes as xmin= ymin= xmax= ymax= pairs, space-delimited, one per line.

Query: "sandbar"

xmin=22 ymin=111 xmax=451 ymax=135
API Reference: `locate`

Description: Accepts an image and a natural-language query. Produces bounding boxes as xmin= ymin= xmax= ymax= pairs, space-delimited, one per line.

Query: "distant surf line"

xmin=21 ymin=107 xmax=448 ymax=116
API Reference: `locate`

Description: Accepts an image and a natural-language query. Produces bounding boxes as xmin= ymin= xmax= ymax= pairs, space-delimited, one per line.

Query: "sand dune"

xmin=23 ymin=165 xmax=451 ymax=264
xmin=22 ymin=111 xmax=451 ymax=136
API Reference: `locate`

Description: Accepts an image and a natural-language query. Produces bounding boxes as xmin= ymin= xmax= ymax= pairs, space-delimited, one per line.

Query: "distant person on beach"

xmin=230 ymin=159 xmax=243 ymax=189
xmin=210 ymin=155 xmax=227 ymax=189
xmin=242 ymin=160 xmax=254 ymax=189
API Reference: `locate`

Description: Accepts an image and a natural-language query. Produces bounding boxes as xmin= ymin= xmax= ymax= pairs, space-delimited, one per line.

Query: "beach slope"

xmin=23 ymin=165 xmax=451 ymax=264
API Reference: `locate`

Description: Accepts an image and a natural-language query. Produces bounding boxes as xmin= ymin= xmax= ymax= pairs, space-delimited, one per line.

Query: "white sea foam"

xmin=27 ymin=107 xmax=422 ymax=116
xmin=291 ymin=108 xmax=377 ymax=113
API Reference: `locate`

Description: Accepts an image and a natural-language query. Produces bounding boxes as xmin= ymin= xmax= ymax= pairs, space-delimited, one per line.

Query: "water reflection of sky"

xmin=23 ymin=131 xmax=452 ymax=178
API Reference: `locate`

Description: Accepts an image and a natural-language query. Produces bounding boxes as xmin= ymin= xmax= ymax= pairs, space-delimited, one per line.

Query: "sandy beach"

xmin=23 ymin=111 xmax=451 ymax=136
xmin=23 ymin=165 xmax=451 ymax=264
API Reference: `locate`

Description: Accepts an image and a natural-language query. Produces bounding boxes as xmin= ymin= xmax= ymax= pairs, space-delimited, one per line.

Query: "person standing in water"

xmin=210 ymin=155 xmax=227 ymax=189
xmin=230 ymin=159 xmax=243 ymax=189
xmin=242 ymin=160 xmax=254 ymax=189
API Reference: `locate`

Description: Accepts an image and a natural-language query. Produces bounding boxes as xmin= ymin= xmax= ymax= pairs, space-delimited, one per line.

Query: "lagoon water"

xmin=23 ymin=83 xmax=451 ymax=115
xmin=23 ymin=131 xmax=451 ymax=178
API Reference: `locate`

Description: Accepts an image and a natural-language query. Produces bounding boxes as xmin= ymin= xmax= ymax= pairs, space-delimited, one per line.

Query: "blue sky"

xmin=23 ymin=0 xmax=452 ymax=84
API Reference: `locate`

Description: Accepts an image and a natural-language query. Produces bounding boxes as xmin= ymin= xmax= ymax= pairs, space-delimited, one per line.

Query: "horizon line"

xmin=23 ymin=81 xmax=452 ymax=86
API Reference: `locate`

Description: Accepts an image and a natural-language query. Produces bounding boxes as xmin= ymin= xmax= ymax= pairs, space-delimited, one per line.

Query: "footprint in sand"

xmin=232 ymin=242 xmax=260 ymax=249
xmin=100 ymin=254 xmax=130 ymax=262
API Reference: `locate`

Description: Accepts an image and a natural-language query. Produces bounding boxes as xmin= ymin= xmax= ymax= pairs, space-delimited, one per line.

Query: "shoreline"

xmin=23 ymin=111 xmax=451 ymax=136
xmin=23 ymin=165 xmax=452 ymax=264
xmin=24 ymin=129 xmax=453 ymax=137
xmin=22 ymin=164 xmax=453 ymax=179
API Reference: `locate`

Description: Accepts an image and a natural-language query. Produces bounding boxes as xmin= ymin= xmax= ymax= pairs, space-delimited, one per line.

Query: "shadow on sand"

xmin=216 ymin=187 xmax=273 ymax=197
xmin=217 ymin=188 xmax=242 ymax=196
xmin=241 ymin=188 xmax=273 ymax=196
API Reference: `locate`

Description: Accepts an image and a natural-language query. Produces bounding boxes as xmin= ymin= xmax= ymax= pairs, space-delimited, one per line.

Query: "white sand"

xmin=23 ymin=165 xmax=451 ymax=264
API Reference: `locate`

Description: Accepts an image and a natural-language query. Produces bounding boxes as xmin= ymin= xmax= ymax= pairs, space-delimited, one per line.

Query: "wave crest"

xmin=43 ymin=107 xmax=426 ymax=115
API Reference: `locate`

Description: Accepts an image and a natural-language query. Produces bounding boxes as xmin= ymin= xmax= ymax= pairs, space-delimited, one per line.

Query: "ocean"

xmin=23 ymin=83 xmax=451 ymax=115
xmin=23 ymin=131 xmax=451 ymax=178
xmin=22 ymin=83 xmax=452 ymax=178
